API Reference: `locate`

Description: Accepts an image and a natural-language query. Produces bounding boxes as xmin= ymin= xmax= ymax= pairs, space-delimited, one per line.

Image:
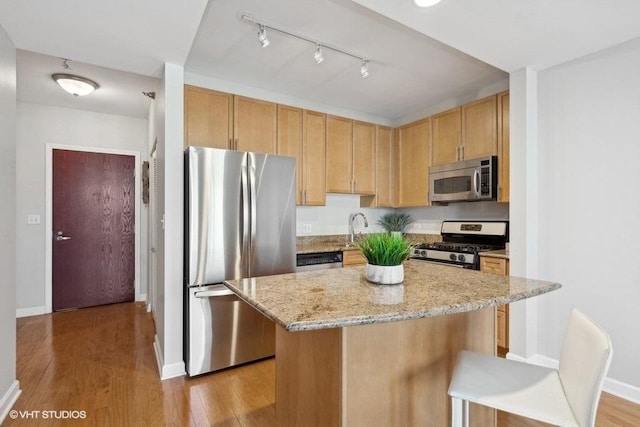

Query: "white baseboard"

xmin=153 ymin=335 xmax=185 ymax=380
xmin=506 ymin=352 xmax=640 ymax=404
xmin=137 ymin=293 xmax=147 ymax=303
xmin=0 ymin=380 xmax=22 ymax=425
xmin=16 ymin=306 xmax=46 ymax=318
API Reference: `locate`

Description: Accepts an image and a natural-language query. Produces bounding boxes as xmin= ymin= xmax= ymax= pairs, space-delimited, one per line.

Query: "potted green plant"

xmin=357 ymin=233 xmax=412 ymax=285
xmin=376 ymin=213 xmax=414 ymax=235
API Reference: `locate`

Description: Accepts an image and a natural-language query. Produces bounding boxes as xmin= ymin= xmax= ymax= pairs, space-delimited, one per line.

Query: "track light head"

xmin=314 ymin=45 xmax=324 ymax=64
xmin=258 ymin=24 xmax=270 ymax=47
xmin=360 ymin=60 xmax=369 ymax=78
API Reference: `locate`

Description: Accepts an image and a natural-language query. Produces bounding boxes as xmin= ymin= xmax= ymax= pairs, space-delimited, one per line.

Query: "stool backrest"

xmin=558 ymin=308 xmax=613 ymax=427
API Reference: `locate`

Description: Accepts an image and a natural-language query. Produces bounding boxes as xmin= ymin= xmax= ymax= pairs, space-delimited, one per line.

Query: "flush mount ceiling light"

xmin=242 ymin=14 xmax=371 ymax=78
xmin=52 ymin=73 xmax=99 ymax=96
xmin=414 ymin=0 xmax=442 ymax=7
xmin=257 ymin=24 xmax=270 ymax=47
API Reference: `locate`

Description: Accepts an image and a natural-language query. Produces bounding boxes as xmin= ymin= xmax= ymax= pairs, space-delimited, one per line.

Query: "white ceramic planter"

xmin=365 ymin=263 xmax=404 ymax=285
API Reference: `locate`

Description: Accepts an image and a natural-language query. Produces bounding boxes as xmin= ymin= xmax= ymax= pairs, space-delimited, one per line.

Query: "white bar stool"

xmin=448 ymin=308 xmax=612 ymax=427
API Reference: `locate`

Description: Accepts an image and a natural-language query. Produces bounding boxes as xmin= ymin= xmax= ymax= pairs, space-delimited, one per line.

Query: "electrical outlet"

xmin=302 ymin=223 xmax=312 ymax=234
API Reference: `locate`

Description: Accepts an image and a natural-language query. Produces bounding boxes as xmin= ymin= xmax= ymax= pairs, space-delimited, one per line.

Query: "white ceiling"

xmin=1 ymin=0 xmax=640 ymax=123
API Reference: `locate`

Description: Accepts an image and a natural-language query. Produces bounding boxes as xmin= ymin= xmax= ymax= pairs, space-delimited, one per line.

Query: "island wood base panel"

xmin=276 ymin=308 xmax=495 ymax=427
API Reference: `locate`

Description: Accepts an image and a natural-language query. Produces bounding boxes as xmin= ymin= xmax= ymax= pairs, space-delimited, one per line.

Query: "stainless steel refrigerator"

xmin=184 ymin=146 xmax=296 ymax=376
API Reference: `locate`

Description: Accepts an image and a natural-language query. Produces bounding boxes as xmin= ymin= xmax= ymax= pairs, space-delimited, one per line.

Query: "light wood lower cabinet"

xmin=343 ymin=250 xmax=367 ymax=266
xmin=480 ymin=256 xmax=510 ymax=357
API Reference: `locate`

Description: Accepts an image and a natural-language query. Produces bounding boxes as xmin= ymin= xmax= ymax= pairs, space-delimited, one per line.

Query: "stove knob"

xmin=449 ymin=254 xmax=457 ymax=261
xmin=421 ymin=250 xmax=427 ymax=256
xmin=458 ymin=254 xmax=466 ymax=262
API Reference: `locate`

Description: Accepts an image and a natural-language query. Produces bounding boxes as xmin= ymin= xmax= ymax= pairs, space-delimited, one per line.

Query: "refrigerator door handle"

xmin=194 ymin=288 xmax=236 ymax=298
xmin=249 ymin=156 xmax=257 ymax=275
xmin=241 ymin=160 xmax=250 ymax=277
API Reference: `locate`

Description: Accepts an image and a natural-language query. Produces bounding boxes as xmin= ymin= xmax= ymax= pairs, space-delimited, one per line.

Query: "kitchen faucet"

xmin=349 ymin=212 xmax=369 ymax=244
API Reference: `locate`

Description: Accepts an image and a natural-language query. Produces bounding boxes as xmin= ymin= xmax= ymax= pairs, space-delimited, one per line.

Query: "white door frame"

xmin=45 ymin=143 xmax=142 ymax=313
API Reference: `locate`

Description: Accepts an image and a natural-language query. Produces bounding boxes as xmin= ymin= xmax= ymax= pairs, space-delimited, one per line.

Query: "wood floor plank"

xmin=5 ymin=302 xmax=639 ymax=426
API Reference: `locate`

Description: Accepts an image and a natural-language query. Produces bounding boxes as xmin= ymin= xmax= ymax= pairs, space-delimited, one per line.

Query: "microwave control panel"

xmin=480 ymin=166 xmax=491 ymax=195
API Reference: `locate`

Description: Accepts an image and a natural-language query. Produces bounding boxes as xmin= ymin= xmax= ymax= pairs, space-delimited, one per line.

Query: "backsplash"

xmin=296 ymin=194 xmax=508 ymax=237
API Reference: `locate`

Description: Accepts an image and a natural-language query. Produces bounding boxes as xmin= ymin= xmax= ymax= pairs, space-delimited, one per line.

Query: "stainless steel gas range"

xmin=410 ymin=221 xmax=508 ymax=270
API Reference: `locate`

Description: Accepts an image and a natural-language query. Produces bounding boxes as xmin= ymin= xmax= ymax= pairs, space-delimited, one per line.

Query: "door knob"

xmin=56 ymin=231 xmax=71 ymax=241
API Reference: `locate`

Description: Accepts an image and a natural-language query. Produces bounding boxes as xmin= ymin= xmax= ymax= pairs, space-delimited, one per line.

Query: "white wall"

xmin=15 ymin=103 xmax=149 ymax=314
xmin=0 ymin=23 xmax=20 ymax=423
xmin=152 ymin=63 xmax=185 ymax=379
xmin=401 ymin=201 xmax=509 ymax=235
xmin=522 ymin=39 xmax=640 ymax=401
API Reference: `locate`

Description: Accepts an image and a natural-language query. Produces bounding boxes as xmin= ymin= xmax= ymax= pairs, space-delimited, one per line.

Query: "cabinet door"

xmin=303 ymin=111 xmax=326 ymax=206
xmin=325 ymin=115 xmax=353 ymax=193
xmin=431 ymin=107 xmax=461 ymax=165
xmin=234 ymin=96 xmax=277 ymax=154
xmin=375 ymin=126 xmax=394 ymax=207
xmin=498 ymin=92 xmax=510 ymax=203
xmin=462 ymin=95 xmax=497 ymax=160
xmin=343 ymin=250 xmax=367 ymax=266
xmin=184 ymin=85 xmax=233 ymax=149
xmin=277 ymin=105 xmax=304 ymax=205
xmin=397 ymin=118 xmax=431 ymax=207
xmin=352 ymin=121 xmax=376 ymax=195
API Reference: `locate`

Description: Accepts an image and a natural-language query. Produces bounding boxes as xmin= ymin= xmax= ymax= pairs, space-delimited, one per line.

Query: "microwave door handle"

xmin=473 ymin=170 xmax=480 ymax=196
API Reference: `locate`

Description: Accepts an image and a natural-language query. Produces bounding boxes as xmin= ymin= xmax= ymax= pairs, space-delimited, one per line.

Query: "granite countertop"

xmin=224 ymin=260 xmax=560 ymax=332
xmin=296 ymin=234 xmax=442 ymax=255
xmin=478 ymin=249 xmax=510 ymax=259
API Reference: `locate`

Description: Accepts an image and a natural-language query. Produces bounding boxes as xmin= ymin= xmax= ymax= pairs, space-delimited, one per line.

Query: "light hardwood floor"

xmin=5 ymin=302 xmax=639 ymax=426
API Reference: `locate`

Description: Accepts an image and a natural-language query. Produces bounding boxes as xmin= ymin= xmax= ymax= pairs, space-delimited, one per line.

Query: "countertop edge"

xmin=224 ymin=279 xmax=561 ymax=332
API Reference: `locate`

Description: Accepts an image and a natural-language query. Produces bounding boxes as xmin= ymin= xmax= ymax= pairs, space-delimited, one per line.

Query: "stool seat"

xmin=447 ymin=308 xmax=612 ymax=427
xmin=448 ymin=350 xmax=579 ymax=426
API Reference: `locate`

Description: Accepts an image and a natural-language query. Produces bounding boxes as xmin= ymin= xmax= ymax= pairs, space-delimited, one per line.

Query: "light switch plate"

xmin=302 ymin=223 xmax=312 ymax=233
xmin=27 ymin=214 xmax=41 ymax=225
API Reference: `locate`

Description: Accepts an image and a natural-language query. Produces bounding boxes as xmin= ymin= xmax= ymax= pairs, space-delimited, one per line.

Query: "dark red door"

xmin=53 ymin=149 xmax=135 ymax=311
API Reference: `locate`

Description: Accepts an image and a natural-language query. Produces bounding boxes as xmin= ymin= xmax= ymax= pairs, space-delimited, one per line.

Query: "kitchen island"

xmin=225 ymin=260 xmax=561 ymax=427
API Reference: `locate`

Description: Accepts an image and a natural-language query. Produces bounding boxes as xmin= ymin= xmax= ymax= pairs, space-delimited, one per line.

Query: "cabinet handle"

xmin=461 ymin=145 xmax=465 ymax=160
xmin=456 ymin=146 xmax=460 ymax=161
xmin=304 ymin=190 xmax=307 ymax=204
xmin=229 ymin=138 xmax=233 ymax=150
xmin=234 ymin=139 xmax=238 ymax=150
xmin=354 ymin=181 xmax=357 ymax=193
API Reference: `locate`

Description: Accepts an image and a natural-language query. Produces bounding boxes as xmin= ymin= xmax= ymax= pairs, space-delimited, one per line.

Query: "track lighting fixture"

xmin=314 ymin=45 xmax=324 ymax=64
xmin=360 ymin=60 xmax=369 ymax=78
xmin=258 ymin=24 xmax=270 ymax=47
xmin=242 ymin=14 xmax=371 ymax=78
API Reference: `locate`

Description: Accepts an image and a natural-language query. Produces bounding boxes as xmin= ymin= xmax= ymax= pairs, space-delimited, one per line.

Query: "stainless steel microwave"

xmin=429 ymin=156 xmax=498 ymax=203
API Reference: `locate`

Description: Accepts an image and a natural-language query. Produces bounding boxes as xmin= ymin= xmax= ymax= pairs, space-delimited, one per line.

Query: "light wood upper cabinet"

xmin=396 ymin=118 xmax=431 ymax=207
xmin=234 ymin=96 xmax=277 ymax=154
xmin=431 ymin=107 xmax=461 ymax=166
xmin=277 ymin=105 xmax=304 ymax=204
xmin=325 ymin=115 xmax=353 ymax=193
xmin=277 ymin=106 xmax=326 ymax=206
xmin=461 ymin=95 xmax=498 ymax=160
xmin=184 ymin=85 xmax=233 ymax=149
xmin=184 ymin=87 xmax=277 ymax=154
xmin=325 ymin=117 xmax=375 ymax=196
xmin=352 ymin=121 xmax=376 ymax=196
xmin=302 ymin=110 xmax=326 ymax=206
xmin=375 ymin=126 xmax=394 ymax=207
xmin=497 ymin=91 xmax=510 ymax=203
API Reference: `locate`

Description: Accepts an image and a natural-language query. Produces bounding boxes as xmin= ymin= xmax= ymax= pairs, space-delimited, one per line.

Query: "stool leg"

xmin=451 ymin=397 xmax=469 ymax=427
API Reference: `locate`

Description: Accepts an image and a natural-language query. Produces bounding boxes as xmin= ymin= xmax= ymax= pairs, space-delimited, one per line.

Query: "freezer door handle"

xmin=241 ymin=160 xmax=250 ymax=277
xmin=249 ymin=156 xmax=257 ymax=274
xmin=194 ymin=288 xmax=236 ymax=298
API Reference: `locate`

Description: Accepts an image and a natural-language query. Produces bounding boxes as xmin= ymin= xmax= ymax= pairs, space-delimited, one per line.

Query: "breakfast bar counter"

xmin=225 ymin=261 xmax=561 ymax=427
